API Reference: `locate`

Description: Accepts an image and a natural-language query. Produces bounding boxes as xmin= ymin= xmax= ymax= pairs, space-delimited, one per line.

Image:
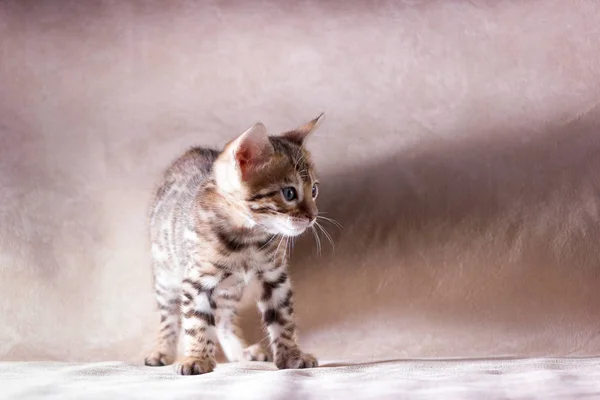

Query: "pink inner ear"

xmin=235 ymin=147 xmax=252 ymax=181
xmin=235 ymin=143 xmax=263 ymax=181
xmin=232 ymin=123 xmax=272 ymax=181
xmin=236 ymin=147 xmax=251 ymax=166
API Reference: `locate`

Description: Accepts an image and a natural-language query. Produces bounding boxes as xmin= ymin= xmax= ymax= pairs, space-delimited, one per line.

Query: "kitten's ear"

xmin=229 ymin=122 xmax=274 ymax=181
xmin=281 ymin=112 xmax=325 ymax=145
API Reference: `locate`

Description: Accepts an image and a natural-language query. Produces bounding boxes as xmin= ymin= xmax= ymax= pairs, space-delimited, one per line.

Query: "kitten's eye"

xmin=281 ymin=187 xmax=297 ymax=202
xmin=311 ymin=183 xmax=318 ymax=199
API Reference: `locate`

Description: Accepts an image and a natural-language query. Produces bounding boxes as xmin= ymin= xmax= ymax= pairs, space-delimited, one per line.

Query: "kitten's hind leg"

xmin=145 ymin=266 xmax=181 ymax=367
xmin=242 ymin=343 xmax=270 ymax=362
xmin=215 ymin=282 xmax=270 ymax=362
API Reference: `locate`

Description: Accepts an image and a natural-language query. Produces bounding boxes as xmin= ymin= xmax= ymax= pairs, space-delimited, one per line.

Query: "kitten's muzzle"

xmin=288 ymin=216 xmax=313 ymax=233
xmin=304 ymin=211 xmax=317 ymax=223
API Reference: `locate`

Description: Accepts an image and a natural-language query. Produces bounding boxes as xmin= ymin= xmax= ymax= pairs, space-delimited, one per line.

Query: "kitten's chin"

xmin=276 ymin=226 xmax=307 ymax=237
xmin=259 ymin=219 xmax=308 ymax=237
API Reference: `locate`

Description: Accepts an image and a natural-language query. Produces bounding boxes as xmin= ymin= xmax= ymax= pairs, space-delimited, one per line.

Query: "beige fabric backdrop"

xmin=1 ymin=0 xmax=600 ymax=364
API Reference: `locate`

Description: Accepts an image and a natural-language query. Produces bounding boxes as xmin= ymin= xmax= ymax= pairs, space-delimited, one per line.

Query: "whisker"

xmin=287 ymin=236 xmax=296 ymax=260
xmin=258 ymin=334 xmax=271 ymax=345
xmin=259 ymin=234 xmax=278 ymax=250
xmin=273 ymin=235 xmax=285 ymax=262
xmin=315 ymin=221 xmax=335 ymax=250
xmin=283 ymin=236 xmax=290 ymax=261
xmin=310 ymin=226 xmax=322 ymax=256
xmin=316 ymin=215 xmax=343 ymax=230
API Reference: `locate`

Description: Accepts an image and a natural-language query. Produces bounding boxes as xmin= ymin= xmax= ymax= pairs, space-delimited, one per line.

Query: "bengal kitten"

xmin=145 ymin=114 xmax=324 ymax=375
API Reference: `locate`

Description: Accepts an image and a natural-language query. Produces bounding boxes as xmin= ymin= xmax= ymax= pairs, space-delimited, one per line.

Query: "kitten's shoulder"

xmin=164 ymin=146 xmax=220 ymax=178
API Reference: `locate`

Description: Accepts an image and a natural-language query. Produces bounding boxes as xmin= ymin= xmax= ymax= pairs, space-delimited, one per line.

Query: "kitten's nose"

xmin=305 ymin=211 xmax=317 ymax=222
xmin=300 ymin=202 xmax=317 ymax=222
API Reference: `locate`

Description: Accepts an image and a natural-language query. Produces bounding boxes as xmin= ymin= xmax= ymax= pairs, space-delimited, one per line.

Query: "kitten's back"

xmin=149 ymin=147 xmax=219 ymax=265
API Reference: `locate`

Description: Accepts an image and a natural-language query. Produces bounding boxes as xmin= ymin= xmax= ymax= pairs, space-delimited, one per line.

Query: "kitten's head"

xmin=214 ymin=114 xmax=324 ymax=237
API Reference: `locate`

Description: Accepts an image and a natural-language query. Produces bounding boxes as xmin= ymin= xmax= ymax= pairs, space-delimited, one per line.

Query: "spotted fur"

xmin=145 ymin=115 xmax=324 ymax=375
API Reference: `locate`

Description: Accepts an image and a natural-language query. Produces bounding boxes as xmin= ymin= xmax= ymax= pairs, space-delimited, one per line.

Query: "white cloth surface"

xmin=2 ymin=358 xmax=600 ymax=400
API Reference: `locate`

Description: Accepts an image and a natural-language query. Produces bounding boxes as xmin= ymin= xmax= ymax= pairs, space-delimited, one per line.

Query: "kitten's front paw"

xmin=275 ymin=348 xmax=318 ymax=369
xmin=243 ymin=343 xmax=271 ymax=362
xmin=144 ymin=350 xmax=175 ymax=367
xmin=175 ymin=356 xmax=216 ymax=375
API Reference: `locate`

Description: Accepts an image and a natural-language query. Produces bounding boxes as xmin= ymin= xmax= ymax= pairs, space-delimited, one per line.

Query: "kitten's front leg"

xmin=258 ymin=264 xmax=318 ymax=369
xmin=177 ymin=266 xmax=222 ymax=375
